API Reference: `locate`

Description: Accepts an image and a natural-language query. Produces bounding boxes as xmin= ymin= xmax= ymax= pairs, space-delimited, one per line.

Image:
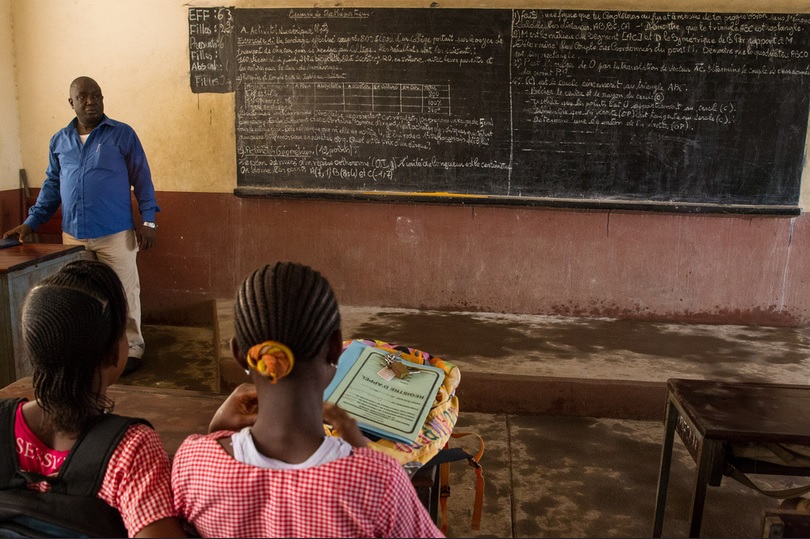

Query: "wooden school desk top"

xmin=667 ymin=378 xmax=810 ymax=444
xmin=0 ymin=244 xmax=85 ymax=274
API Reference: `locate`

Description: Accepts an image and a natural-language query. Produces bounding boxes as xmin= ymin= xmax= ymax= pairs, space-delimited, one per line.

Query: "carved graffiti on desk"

xmin=676 ymin=414 xmax=701 ymax=460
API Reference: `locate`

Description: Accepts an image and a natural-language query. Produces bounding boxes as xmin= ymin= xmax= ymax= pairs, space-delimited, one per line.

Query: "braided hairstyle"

xmin=234 ymin=262 xmax=340 ymax=370
xmin=22 ymin=259 xmax=127 ymax=432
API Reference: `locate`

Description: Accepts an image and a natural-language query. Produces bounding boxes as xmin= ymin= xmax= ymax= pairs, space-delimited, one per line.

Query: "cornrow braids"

xmin=22 ymin=260 xmax=127 ymax=433
xmin=235 ymin=262 xmax=340 ymax=367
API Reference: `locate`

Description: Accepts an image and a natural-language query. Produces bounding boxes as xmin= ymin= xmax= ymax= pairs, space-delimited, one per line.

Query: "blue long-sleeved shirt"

xmin=25 ymin=115 xmax=159 ymax=239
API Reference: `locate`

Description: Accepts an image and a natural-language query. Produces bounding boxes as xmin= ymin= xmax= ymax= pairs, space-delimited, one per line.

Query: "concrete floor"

xmin=120 ymin=303 xmax=810 ymax=538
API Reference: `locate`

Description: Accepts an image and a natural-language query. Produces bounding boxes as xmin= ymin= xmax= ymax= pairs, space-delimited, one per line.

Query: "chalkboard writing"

xmin=509 ymin=10 xmax=810 ymax=205
xmin=188 ymin=7 xmax=235 ymax=93
xmin=190 ymin=8 xmax=810 ymax=209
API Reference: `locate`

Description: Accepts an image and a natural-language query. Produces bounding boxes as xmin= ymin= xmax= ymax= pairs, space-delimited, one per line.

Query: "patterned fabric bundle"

xmin=334 ymin=339 xmax=461 ymax=465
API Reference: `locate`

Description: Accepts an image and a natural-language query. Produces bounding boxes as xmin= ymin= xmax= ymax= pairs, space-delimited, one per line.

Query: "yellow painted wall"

xmin=12 ymin=0 xmax=235 ymax=193
xmin=0 ymin=0 xmax=22 ymax=191
xmin=9 ymin=0 xmax=810 ymax=206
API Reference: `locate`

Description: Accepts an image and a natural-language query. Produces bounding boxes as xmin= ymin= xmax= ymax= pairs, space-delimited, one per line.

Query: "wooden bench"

xmin=652 ymin=378 xmax=810 ymax=538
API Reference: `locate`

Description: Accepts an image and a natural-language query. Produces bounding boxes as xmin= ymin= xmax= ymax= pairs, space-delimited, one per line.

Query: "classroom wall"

xmin=5 ymin=0 xmax=810 ymax=326
xmin=0 ymin=0 xmax=22 ymax=202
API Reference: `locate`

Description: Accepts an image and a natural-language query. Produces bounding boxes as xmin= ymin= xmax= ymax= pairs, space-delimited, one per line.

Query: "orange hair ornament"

xmin=246 ymin=341 xmax=295 ymax=383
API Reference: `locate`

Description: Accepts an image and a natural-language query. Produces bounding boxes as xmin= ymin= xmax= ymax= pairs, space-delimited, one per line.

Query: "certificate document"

xmin=324 ymin=341 xmax=445 ymax=443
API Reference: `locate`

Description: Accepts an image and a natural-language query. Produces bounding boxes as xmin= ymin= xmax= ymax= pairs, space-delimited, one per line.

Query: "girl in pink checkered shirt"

xmin=5 ymin=260 xmax=185 ymax=537
xmin=171 ymin=261 xmax=443 ymax=538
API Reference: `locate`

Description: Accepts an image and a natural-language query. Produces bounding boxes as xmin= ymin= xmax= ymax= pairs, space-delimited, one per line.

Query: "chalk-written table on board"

xmin=652 ymin=378 xmax=810 ymax=538
xmin=0 ymin=244 xmax=87 ymax=387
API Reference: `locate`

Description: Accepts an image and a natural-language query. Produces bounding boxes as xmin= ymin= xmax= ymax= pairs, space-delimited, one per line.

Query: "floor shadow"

xmin=116 ymin=325 xmax=218 ymax=393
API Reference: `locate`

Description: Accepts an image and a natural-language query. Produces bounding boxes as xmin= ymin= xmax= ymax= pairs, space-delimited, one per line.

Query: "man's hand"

xmin=3 ymin=224 xmax=33 ymax=242
xmin=209 ymin=383 xmax=258 ymax=433
xmin=138 ymin=224 xmax=156 ymax=250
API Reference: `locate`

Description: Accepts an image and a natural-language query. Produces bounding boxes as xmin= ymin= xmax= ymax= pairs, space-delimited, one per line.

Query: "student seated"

xmin=171 ymin=261 xmax=443 ymax=538
xmin=0 ymin=260 xmax=185 ymax=538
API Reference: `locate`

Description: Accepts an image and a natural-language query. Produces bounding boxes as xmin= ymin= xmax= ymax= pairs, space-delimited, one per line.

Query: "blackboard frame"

xmin=233 ymin=186 xmax=802 ymax=215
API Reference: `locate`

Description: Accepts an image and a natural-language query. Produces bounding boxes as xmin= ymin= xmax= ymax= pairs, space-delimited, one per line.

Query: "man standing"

xmin=3 ymin=76 xmax=158 ymax=376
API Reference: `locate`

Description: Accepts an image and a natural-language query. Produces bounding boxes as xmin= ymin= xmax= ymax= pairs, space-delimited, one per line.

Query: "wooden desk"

xmin=0 ymin=244 xmax=87 ymax=387
xmin=652 ymin=379 xmax=810 ymax=538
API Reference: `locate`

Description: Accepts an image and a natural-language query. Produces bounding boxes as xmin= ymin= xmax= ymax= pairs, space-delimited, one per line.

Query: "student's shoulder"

xmin=345 ymin=447 xmax=405 ymax=474
xmin=114 ymin=422 xmax=166 ymax=458
xmin=333 ymin=449 xmax=417 ymax=498
xmin=350 ymin=446 xmax=399 ymax=461
xmin=174 ymin=431 xmax=231 ymax=458
xmin=172 ymin=432 xmax=237 ymax=480
xmin=182 ymin=430 xmax=232 ymax=443
xmin=102 ymin=423 xmax=170 ymax=489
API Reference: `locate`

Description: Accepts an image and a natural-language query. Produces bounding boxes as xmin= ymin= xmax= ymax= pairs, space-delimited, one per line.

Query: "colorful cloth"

xmin=172 ymin=431 xmax=444 ymax=538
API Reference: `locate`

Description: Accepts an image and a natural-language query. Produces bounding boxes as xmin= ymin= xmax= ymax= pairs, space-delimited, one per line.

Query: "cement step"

xmin=214 ymin=302 xmax=810 ymax=419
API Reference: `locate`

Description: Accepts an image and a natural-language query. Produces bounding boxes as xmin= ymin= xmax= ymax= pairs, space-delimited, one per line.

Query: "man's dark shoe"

xmin=123 ymin=356 xmax=142 ymax=376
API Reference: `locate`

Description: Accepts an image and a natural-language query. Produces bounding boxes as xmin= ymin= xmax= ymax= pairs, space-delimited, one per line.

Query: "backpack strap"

xmin=52 ymin=414 xmax=152 ymax=496
xmin=0 ymin=398 xmax=56 ymax=489
xmin=0 ymin=399 xmax=25 ymax=489
xmin=0 ymin=401 xmax=152 ymax=537
xmin=0 ymin=398 xmax=151 ymax=496
xmin=725 ymin=463 xmax=810 ymax=499
xmin=426 ymin=431 xmax=485 ymax=534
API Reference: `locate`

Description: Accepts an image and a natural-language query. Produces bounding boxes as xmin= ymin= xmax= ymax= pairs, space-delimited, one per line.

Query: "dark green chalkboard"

xmin=190 ymin=8 xmax=810 ymax=213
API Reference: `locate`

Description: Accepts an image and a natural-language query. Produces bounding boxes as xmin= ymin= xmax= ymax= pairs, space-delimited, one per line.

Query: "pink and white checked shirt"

xmin=172 ymin=432 xmax=444 ymax=538
xmin=96 ymin=424 xmax=178 ymax=536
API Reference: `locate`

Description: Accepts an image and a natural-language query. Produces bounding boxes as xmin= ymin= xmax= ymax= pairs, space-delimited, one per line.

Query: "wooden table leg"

xmin=688 ymin=439 xmax=723 ymax=537
xmin=653 ymin=398 xmax=678 ymax=537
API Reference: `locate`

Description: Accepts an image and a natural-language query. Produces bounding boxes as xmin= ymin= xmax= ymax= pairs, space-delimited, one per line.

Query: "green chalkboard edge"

xmin=233 ymin=187 xmax=801 ymax=216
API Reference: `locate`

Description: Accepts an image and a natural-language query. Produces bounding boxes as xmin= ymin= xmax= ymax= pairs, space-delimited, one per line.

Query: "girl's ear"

xmin=102 ymin=334 xmax=125 ymax=369
xmin=231 ymin=337 xmax=249 ymax=370
xmin=326 ymin=329 xmax=343 ymax=366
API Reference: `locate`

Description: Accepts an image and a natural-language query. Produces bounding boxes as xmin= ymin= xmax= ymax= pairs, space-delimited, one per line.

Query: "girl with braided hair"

xmin=171 ymin=261 xmax=442 ymax=538
xmin=2 ymin=260 xmax=185 ymax=537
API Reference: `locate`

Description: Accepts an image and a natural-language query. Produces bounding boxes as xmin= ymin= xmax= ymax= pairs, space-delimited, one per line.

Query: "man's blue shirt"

xmin=25 ymin=115 xmax=159 ymax=239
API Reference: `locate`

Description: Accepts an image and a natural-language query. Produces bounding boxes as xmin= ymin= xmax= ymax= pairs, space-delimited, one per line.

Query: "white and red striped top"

xmin=171 ymin=431 xmax=444 ymax=538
